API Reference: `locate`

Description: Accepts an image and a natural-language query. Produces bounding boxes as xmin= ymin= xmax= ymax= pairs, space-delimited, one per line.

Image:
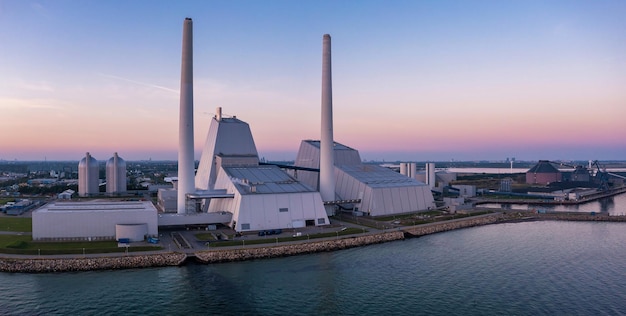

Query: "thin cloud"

xmin=97 ymin=73 xmax=178 ymax=93
xmin=18 ymin=81 xmax=54 ymax=92
xmin=0 ymin=97 xmax=73 ymax=111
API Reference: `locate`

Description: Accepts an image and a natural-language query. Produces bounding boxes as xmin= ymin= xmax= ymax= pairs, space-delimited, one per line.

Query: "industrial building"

xmin=34 ymin=21 xmax=435 ymax=241
xmin=526 ymin=160 xmax=562 ymax=185
xmin=189 ymin=109 xmax=330 ymax=231
xmin=32 ymin=201 xmax=158 ymax=241
xmin=294 ymin=140 xmax=435 ymax=217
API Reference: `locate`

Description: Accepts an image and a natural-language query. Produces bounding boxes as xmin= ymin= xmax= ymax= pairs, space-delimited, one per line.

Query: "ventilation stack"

xmin=319 ymin=34 xmax=336 ymax=216
xmin=177 ymin=17 xmax=195 ymax=214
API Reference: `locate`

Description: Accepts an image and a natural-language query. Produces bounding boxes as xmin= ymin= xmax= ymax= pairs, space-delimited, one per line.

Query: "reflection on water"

xmin=480 ymin=192 xmax=626 ymax=215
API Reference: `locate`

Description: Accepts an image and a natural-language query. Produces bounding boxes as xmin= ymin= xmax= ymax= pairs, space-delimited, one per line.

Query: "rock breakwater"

xmin=403 ymin=214 xmax=503 ymax=237
xmin=0 ymin=253 xmax=187 ymax=273
xmin=195 ymin=231 xmax=405 ymax=263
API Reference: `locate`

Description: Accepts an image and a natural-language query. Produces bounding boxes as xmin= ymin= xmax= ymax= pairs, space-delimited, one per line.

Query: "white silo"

xmin=400 ymin=163 xmax=408 ymax=176
xmin=78 ymin=152 xmax=99 ymax=197
xmin=409 ymin=162 xmax=417 ymax=179
xmin=106 ymin=152 xmax=127 ymax=195
xmin=425 ymin=162 xmax=436 ymax=189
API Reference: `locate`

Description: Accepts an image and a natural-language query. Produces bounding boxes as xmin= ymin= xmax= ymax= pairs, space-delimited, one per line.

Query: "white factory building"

xmin=188 ymin=109 xmax=330 ymax=232
xmin=294 ymin=140 xmax=436 ymax=217
xmin=32 ymin=201 xmax=158 ymax=241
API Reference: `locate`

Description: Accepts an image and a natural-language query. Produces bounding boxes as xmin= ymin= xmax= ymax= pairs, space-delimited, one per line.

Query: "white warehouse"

xmin=32 ymin=201 xmax=158 ymax=241
xmin=294 ymin=140 xmax=436 ymax=217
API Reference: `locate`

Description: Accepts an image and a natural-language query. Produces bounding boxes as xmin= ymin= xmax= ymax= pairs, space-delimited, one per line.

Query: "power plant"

xmin=33 ymin=18 xmax=436 ymax=241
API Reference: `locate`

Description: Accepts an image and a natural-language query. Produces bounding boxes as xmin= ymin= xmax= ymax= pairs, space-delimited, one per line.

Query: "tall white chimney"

xmin=177 ymin=18 xmax=195 ymax=214
xmin=320 ymin=34 xmax=335 ymax=216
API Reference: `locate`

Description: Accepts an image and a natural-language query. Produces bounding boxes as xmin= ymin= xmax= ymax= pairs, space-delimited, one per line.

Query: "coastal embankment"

xmin=0 ymin=252 xmax=186 ymax=273
xmin=195 ymin=231 xmax=405 ymax=263
xmin=3 ymin=212 xmax=626 ymax=273
xmin=402 ymin=214 xmax=503 ymax=237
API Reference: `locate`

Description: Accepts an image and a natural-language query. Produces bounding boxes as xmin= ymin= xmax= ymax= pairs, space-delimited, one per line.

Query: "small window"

xmin=241 ymin=223 xmax=250 ymax=230
xmin=317 ymin=218 xmax=326 ymax=224
xmin=279 ymin=208 xmax=288 ymax=212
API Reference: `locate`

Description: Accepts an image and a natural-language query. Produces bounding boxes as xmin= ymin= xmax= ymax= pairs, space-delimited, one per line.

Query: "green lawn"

xmin=0 ymin=217 xmax=32 ymax=232
xmin=0 ymin=234 xmax=31 ymax=248
xmin=0 ymin=234 xmax=162 ymax=255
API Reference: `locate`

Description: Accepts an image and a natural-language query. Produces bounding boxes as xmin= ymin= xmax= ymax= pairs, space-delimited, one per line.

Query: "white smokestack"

xmin=177 ymin=17 xmax=195 ymax=214
xmin=216 ymin=106 xmax=222 ymax=121
xmin=320 ymin=34 xmax=335 ymax=215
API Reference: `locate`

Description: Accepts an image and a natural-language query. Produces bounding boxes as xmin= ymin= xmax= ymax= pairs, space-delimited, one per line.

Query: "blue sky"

xmin=1 ymin=0 xmax=625 ymax=161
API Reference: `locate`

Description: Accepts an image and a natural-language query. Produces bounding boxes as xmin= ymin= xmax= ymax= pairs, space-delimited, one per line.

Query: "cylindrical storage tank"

xmin=400 ymin=163 xmax=408 ymax=176
xmin=426 ymin=163 xmax=436 ymax=188
xmin=106 ymin=152 xmax=127 ymax=194
xmin=78 ymin=152 xmax=99 ymax=197
xmin=409 ymin=162 xmax=417 ymax=179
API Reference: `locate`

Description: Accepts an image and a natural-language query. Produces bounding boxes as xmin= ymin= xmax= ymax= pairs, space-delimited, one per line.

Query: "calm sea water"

xmin=2 ymin=218 xmax=626 ymax=315
xmin=481 ymin=191 xmax=626 ymax=215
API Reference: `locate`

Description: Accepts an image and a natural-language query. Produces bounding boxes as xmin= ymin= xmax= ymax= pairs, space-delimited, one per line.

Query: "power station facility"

xmin=32 ymin=18 xmax=436 ymax=241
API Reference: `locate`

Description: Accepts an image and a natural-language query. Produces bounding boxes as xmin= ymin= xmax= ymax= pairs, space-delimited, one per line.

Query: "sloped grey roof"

xmin=223 ymin=165 xmax=315 ymax=194
xmin=527 ymin=160 xmax=560 ymax=174
xmin=337 ymin=164 xmax=428 ymax=188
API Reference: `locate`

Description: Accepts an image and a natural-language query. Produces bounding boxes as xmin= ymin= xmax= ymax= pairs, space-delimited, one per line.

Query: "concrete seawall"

xmin=534 ymin=213 xmax=626 ymax=222
xmin=404 ymin=212 xmax=626 ymax=240
xmin=195 ymin=231 xmax=405 ymax=263
xmin=0 ymin=253 xmax=187 ymax=273
xmin=402 ymin=214 xmax=503 ymax=237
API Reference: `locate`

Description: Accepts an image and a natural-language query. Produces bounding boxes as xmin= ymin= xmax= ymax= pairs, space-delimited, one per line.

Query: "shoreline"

xmin=1 ymin=212 xmax=625 ymax=273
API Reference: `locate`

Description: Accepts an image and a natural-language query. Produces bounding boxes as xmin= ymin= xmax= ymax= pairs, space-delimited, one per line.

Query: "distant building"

xmin=570 ymin=166 xmax=590 ymax=182
xmin=500 ymin=178 xmax=512 ymax=192
xmin=526 ymin=160 xmax=561 ymax=185
xmin=58 ymin=189 xmax=75 ymax=200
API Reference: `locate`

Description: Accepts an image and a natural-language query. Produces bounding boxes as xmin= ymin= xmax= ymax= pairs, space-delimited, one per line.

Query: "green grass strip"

xmin=0 ymin=217 xmax=32 ymax=232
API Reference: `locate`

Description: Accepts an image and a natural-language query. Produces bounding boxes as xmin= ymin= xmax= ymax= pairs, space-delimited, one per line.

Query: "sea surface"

xmin=481 ymin=190 xmax=626 ymax=216
xmin=2 ymin=195 xmax=626 ymax=315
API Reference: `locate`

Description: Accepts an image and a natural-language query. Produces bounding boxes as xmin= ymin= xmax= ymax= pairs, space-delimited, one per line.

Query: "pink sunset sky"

xmin=1 ymin=1 xmax=625 ymax=162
